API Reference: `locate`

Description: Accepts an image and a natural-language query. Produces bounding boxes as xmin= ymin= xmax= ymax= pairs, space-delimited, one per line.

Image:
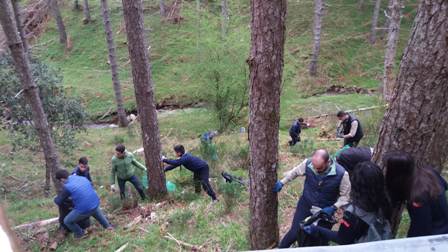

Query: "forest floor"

xmin=0 ymin=0 xmax=420 ymax=251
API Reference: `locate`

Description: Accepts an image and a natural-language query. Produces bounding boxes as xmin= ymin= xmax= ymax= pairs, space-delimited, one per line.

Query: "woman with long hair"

xmin=304 ymin=161 xmax=392 ymax=244
xmin=384 ymin=151 xmax=448 ymax=237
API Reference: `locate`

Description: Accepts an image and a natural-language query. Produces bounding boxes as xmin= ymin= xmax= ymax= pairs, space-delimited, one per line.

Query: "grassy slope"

xmin=0 ymin=0 xmax=420 ymax=250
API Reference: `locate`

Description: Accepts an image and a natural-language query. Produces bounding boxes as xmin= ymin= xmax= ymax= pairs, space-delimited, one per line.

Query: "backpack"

xmin=345 ymin=204 xmax=393 ymax=243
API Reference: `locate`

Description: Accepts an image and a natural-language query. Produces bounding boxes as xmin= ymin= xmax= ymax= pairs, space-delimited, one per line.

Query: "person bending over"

xmin=110 ymin=144 xmax=147 ymax=200
xmin=384 ymin=151 xmax=448 ymax=237
xmin=54 ymin=169 xmax=112 ymax=238
xmin=304 ymin=161 xmax=392 ymax=244
xmin=337 ymin=111 xmax=364 ymax=147
xmin=274 ymin=149 xmax=351 ymax=248
xmin=163 ymin=145 xmax=218 ymax=202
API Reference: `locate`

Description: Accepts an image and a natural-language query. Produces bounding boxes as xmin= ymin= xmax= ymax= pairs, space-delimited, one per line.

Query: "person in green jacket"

xmin=110 ymin=144 xmax=147 ymax=200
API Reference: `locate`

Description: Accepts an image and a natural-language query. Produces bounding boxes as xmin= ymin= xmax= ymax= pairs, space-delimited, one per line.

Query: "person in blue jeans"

xmin=54 ymin=169 xmax=112 ymax=238
xmin=163 ymin=145 xmax=218 ymax=202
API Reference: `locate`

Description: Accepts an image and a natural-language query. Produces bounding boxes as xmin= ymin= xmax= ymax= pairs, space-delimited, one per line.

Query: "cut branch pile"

xmin=0 ymin=0 xmax=51 ymax=53
xmin=165 ymin=0 xmax=183 ymax=24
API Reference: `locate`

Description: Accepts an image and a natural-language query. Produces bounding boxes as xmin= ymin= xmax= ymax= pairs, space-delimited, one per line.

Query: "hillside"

xmin=0 ymin=0 xmax=419 ymax=251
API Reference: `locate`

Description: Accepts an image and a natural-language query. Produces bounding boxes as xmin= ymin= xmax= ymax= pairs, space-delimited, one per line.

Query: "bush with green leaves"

xmin=289 ymin=139 xmax=317 ymax=158
xmin=218 ymin=181 xmax=244 ymax=213
xmin=0 ymin=55 xmax=86 ymax=154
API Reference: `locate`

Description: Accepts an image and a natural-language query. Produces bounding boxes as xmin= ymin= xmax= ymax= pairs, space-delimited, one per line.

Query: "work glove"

xmin=161 ymin=155 xmax=166 ymax=162
xmin=272 ymin=181 xmax=284 ymax=193
xmin=320 ymin=205 xmax=337 ymax=217
xmin=303 ymin=225 xmax=319 ymax=237
xmin=110 ymin=184 xmax=116 ymax=192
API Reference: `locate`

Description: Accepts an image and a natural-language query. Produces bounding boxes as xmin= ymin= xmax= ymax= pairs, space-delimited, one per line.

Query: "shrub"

xmin=0 ymin=55 xmax=86 ymax=154
xmin=218 ymin=181 xmax=244 ymax=213
xmin=198 ymin=46 xmax=249 ymax=132
xmin=289 ymin=139 xmax=316 ymax=158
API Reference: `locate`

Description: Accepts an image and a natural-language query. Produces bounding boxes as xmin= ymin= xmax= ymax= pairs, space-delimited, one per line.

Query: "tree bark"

xmin=73 ymin=0 xmax=81 ymax=10
xmin=100 ymin=0 xmax=129 ymax=128
xmin=0 ymin=0 xmax=62 ymax=192
xmin=82 ymin=0 xmax=91 ymax=24
xmin=221 ymin=0 xmax=229 ymax=38
xmin=247 ymin=0 xmax=286 ymax=249
xmin=121 ymin=0 xmax=167 ymax=198
xmin=373 ymin=0 xmax=448 ymax=233
xmin=382 ymin=0 xmax=402 ymax=102
xmin=309 ymin=0 xmax=324 ymax=76
xmin=369 ymin=0 xmax=382 ymax=44
xmin=11 ymin=0 xmax=28 ymax=53
xmin=358 ymin=0 xmax=364 ymax=10
xmin=47 ymin=0 xmax=67 ymax=46
xmin=160 ymin=0 xmax=166 ymax=17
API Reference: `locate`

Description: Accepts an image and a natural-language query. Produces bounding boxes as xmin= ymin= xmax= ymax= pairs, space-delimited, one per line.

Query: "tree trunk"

xmin=247 ymin=0 xmax=286 ymax=249
xmin=382 ymin=0 xmax=402 ymax=102
xmin=0 ymin=0 xmax=62 ymax=192
xmin=220 ymin=0 xmax=229 ymax=38
xmin=160 ymin=0 xmax=166 ymax=17
xmin=369 ymin=0 xmax=382 ymax=44
xmin=309 ymin=0 xmax=323 ymax=76
xmin=121 ymin=0 xmax=167 ymax=199
xmin=82 ymin=0 xmax=91 ymax=24
xmin=358 ymin=0 xmax=364 ymax=10
xmin=373 ymin=0 xmax=448 ymax=233
xmin=11 ymin=0 xmax=28 ymax=53
xmin=73 ymin=0 xmax=81 ymax=10
xmin=47 ymin=0 xmax=67 ymax=46
xmin=100 ymin=0 xmax=129 ymax=128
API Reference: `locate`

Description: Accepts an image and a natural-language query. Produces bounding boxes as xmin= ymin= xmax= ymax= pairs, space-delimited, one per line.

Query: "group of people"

xmin=54 ymin=144 xmax=217 ymax=238
xmin=275 ymin=147 xmax=448 ymax=248
xmin=289 ymin=110 xmax=363 ymax=147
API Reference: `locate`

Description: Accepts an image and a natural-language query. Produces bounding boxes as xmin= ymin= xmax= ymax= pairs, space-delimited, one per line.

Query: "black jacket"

xmin=336 ymin=147 xmax=372 ymax=173
xmin=407 ymin=174 xmax=448 ymax=237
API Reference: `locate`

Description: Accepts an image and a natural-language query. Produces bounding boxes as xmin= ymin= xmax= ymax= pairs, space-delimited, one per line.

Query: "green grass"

xmin=0 ymin=0 xmax=423 ymax=250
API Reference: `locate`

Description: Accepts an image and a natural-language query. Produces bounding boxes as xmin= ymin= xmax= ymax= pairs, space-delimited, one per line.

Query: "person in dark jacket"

xmin=54 ymin=169 xmax=112 ymax=238
xmin=289 ymin=118 xmax=303 ymax=146
xmin=384 ymin=151 xmax=448 ymax=237
xmin=304 ymin=161 xmax=392 ymax=244
xmin=56 ymin=194 xmax=91 ymax=234
xmin=71 ymin=157 xmax=92 ymax=182
xmin=273 ymin=149 xmax=351 ymax=248
xmin=336 ymin=147 xmax=373 ymax=174
xmin=163 ymin=145 xmax=218 ymax=201
xmin=337 ymin=111 xmax=364 ymax=147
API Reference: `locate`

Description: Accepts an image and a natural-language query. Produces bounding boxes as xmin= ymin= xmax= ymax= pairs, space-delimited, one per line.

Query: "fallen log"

xmin=13 ymin=217 xmax=58 ymax=230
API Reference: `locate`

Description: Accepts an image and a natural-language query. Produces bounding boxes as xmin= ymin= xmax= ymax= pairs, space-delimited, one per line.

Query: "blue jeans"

xmin=64 ymin=207 xmax=111 ymax=238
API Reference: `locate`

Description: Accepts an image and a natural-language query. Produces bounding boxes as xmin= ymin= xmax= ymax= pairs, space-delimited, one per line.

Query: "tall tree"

xmin=309 ymin=0 xmax=324 ymax=76
xmin=47 ymin=0 xmax=68 ymax=46
xmin=0 ymin=0 xmax=62 ymax=191
xmin=382 ymin=0 xmax=403 ymax=101
xmin=73 ymin=0 xmax=81 ymax=10
xmin=373 ymin=0 xmax=448 ymax=232
xmin=100 ymin=0 xmax=128 ymax=127
xmin=159 ymin=0 xmax=166 ymax=17
xmin=247 ymin=0 xmax=286 ymax=249
xmin=221 ymin=0 xmax=229 ymax=38
xmin=121 ymin=0 xmax=167 ymax=198
xmin=369 ymin=0 xmax=382 ymax=44
xmin=82 ymin=0 xmax=91 ymax=24
xmin=358 ymin=0 xmax=364 ymax=10
xmin=11 ymin=0 xmax=28 ymax=53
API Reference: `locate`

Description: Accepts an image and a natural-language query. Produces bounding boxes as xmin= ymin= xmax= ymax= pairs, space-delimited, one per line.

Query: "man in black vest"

xmin=337 ymin=111 xmax=364 ymax=147
xmin=273 ymin=149 xmax=351 ymax=248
